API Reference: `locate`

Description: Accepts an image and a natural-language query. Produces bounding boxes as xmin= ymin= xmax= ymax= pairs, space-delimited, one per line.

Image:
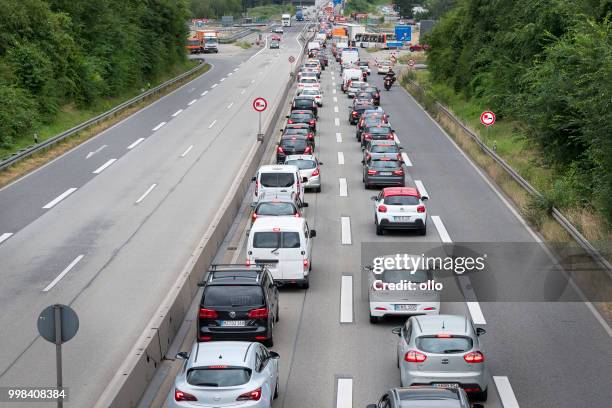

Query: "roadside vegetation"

xmin=0 ymin=0 xmax=190 ymax=158
xmin=236 ymin=41 xmax=253 ymax=50
xmin=190 ymin=0 xmax=293 ymax=20
xmin=344 ymin=0 xmax=388 ymax=16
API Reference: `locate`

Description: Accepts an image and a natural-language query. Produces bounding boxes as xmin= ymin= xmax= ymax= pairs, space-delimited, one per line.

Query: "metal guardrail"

xmin=406 ymin=79 xmax=612 ymax=276
xmin=0 ymin=61 xmax=210 ymax=172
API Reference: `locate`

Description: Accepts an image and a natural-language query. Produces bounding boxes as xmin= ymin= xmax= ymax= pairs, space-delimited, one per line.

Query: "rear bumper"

xmin=364 ymin=175 xmax=404 ymax=187
xmin=369 ymin=301 xmax=439 ymax=317
xmin=379 ymin=218 xmax=425 ymax=230
xmin=198 ymin=325 xmax=269 ymax=342
xmin=304 ymin=175 xmax=321 ymax=188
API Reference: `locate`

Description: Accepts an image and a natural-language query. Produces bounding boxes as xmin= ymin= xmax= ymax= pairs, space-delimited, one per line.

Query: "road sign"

xmin=253 ymin=97 xmax=268 ymax=112
xmin=480 ymin=111 xmax=496 ymax=127
xmin=288 ymin=55 xmax=296 ymax=63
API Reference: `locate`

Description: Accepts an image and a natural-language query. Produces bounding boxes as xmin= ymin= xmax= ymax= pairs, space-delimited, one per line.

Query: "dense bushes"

xmin=425 ymin=0 xmax=612 ymax=224
xmin=190 ymin=0 xmax=288 ymax=19
xmin=0 ymin=0 xmax=189 ymax=149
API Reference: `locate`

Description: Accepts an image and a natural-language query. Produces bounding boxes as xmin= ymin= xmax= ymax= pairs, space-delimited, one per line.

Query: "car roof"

xmin=251 ymin=216 xmax=306 ymax=230
xmin=258 ymin=164 xmax=299 ymax=173
xmin=413 ymin=314 xmax=470 ymax=336
xmin=285 ymin=154 xmax=317 ymax=161
xmin=290 ymin=110 xmax=314 ymax=114
xmin=190 ymin=341 xmax=257 ymax=367
xmin=394 ymin=386 xmax=462 ymax=402
xmin=258 ymin=191 xmax=296 ymax=202
xmin=383 ymin=187 xmax=420 ymax=197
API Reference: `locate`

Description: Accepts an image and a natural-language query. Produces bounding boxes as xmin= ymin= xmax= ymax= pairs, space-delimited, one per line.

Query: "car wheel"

xmin=369 ymin=314 xmax=381 ymax=324
xmin=376 ymin=222 xmax=384 ymax=235
xmin=274 ymin=377 xmax=279 ymax=399
xmin=420 ymin=226 xmax=427 ymax=236
xmin=474 ymin=388 xmax=488 ymax=401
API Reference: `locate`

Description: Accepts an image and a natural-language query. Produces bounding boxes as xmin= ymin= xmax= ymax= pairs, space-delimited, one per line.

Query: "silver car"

xmin=284 ymin=154 xmax=322 ymax=192
xmin=169 ymin=341 xmax=280 ymax=407
xmin=367 ymin=386 xmax=482 ymax=408
xmin=393 ymin=315 xmax=489 ymax=401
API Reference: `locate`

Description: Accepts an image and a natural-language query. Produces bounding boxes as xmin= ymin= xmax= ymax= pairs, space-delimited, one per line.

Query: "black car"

xmin=356 ymin=112 xmax=388 ymax=141
xmin=364 ymin=86 xmax=380 ymax=105
xmin=367 ymin=387 xmax=481 ymax=408
xmin=360 ymin=125 xmax=395 ymax=149
xmin=197 ymin=264 xmax=280 ymax=347
xmin=291 ymin=97 xmax=318 ymax=118
xmin=277 ymin=135 xmax=312 ymax=163
xmin=282 ymin=125 xmax=315 ymax=147
xmin=354 ymin=92 xmax=375 ymax=106
xmin=287 ymin=110 xmax=317 ymax=132
xmin=349 ymin=102 xmax=375 ymax=125
xmin=363 ymin=158 xmax=405 ymax=188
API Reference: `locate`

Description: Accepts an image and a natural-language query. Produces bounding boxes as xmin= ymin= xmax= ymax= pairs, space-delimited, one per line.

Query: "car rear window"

xmin=367 ymin=127 xmax=390 ymax=134
xmin=381 ymin=269 xmax=428 ymax=284
xmin=300 ymin=78 xmax=317 ymax=83
xmin=280 ymin=139 xmax=307 ymax=149
xmin=417 ymin=336 xmax=473 ymax=354
xmin=285 ymin=159 xmax=316 ymax=170
xmin=384 ymin=195 xmax=419 ymax=205
xmin=187 ymin=367 xmax=251 ymax=387
xmin=290 ymin=113 xmax=313 ymax=120
xmin=203 ymin=286 xmax=264 ymax=307
xmin=256 ymin=202 xmax=296 ymax=216
xmin=370 ymin=160 xmax=401 ymax=169
xmin=371 ymin=145 xmax=397 ymax=153
xmin=294 ymin=99 xmax=313 ymax=108
xmin=253 ymin=231 xmax=301 ymax=248
xmin=259 ymin=173 xmax=295 ymax=187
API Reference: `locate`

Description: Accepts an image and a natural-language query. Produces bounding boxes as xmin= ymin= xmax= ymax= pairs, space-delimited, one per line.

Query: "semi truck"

xmin=296 ymin=8 xmax=304 ymax=21
xmin=201 ymin=30 xmax=219 ymax=53
xmin=282 ymin=13 xmax=291 ymax=27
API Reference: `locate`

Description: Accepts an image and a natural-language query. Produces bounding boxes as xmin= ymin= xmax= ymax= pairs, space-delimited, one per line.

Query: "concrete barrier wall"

xmin=94 ymin=25 xmax=313 ymax=408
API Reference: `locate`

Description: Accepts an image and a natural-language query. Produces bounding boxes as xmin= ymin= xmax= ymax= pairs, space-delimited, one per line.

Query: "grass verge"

xmin=236 ymin=41 xmax=253 ymax=50
xmin=0 ymin=62 xmax=210 ymax=188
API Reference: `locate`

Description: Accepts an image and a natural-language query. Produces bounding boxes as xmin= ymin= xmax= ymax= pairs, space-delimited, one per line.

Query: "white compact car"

xmin=297 ymin=77 xmax=320 ymax=91
xmin=169 ymin=341 xmax=279 ymax=407
xmin=372 ymin=187 xmax=428 ymax=235
xmin=284 ymin=154 xmax=323 ymax=192
xmin=378 ymin=61 xmax=393 ymax=74
xmin=298 ymin=88 xmax=323 ymax=106
xmin=252 ymin=164 xmax=306 ymax=204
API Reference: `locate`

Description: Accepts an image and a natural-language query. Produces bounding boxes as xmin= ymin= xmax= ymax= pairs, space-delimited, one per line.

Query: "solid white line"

xmin=493 ymin=377 xmax=520 ymax=408
xmin=337 ymin=152 xmax=344 ymax=165
xmin=188 ymin=99 xmax=197 ymax=106
xmin=136 ymin=184 xmax=157 ymax=204
xmin=127 ymin=138 xmax=145 ymax=150
xmin=333 ymin=96 xmax=338 ymax=102
xmin=201 ymin=90 xmax=208 ymax=96
xmin=172 ymin=109 xmax=183 ymax=117
xmin=339 ymin=178 xmax=348 ymax=197
xmin=0 ymin=233 xmax=13 ymax=245
xmin=241 ymin=89 xmax=246 ymax=95
xmin=220 ymin=77 xmax=225 ymax=82
xmin=336 ymin=378 xmax=353 ymax=408
xmin=340 ymin=276 xmax=353 ymax=323
xmin=333 ymin=89 xmax=337 ymax=94
xmin=92 ymin=158 xmax=117 ymax=174
xmin=152 ymin=121 xmax=166 ymax=131
xmin=42 ymin=188 xmax=77 ymax=209
xmin=414 ymin=180 xmax=429 ymax=199
xmin=227 ymin=102 xmax=234 ymax=109
xmin=234 ymin=68 xmax=239 ymax=72
xmin=227 ymin=72 xmax=233 ymax=76
xmin=401 ymin=152 xmax=412 ymax=166
xmin=208 ymin=120 xmax=217 ymax=129
xmin=467 ymin=302 xmax=487 ymax=325
xmin=341 ymin=217 xmax=352 ymax=245
xmin=336 ymin=133 xmax=342 ymax=143
xmin=42 ymin=254 xmax=84 ymax=292
xmin=211 ymin=83 xmax=218 ymax=88
xmin=431 ymin=216 xmax=452 ymax=243
xmin=334 ymin=106 xmax=339 ymax=113
xmin=334 ymin=118 xmax=340 ymax=126
xmin=181 ymin=145 xmax=194 ymax=158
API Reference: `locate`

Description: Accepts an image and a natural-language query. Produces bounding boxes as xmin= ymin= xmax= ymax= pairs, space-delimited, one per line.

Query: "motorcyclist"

xmin=384 ymin=69 xmax=396 ymax=84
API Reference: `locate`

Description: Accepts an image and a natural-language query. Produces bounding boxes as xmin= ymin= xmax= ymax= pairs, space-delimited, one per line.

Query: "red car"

xmin=409 ymin=44 xmax=429 ymax=52
xmin=272 ymin=34 xmax=281 ymax=41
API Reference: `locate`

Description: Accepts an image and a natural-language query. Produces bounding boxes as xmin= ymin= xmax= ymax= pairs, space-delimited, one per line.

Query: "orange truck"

xmin=332 ymin=27 xmax=348 ymax=38
xmin=186 ymin=35 xmax=204 ymax=54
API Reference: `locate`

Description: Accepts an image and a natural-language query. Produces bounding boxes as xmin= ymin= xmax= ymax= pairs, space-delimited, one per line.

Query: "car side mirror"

xmin=302 ymin=176 xmax=308 ymax=183
xmin=301 ymin=202 xmax=309 ymax=208
xmin=309 ymin=229 xmax=317 ymax=238
xmin=391 ymin=327 xmax=402 ymax=336
xmin=270 ymin=351 xmax=280 ymax=359
xmin=421 ymin=196 xmax=428 ymax=201
xmin=252 ymin=176 xmax=256 ymax=182
xmin=176 ymin=352 xmax=189 ymax=360
xmin=286 ymin=115 xmax=290 ymax=118
xmin=476 ymin=327 xmax=486 ymax=336
xmin=398 ymin=146 xmax=404 ymax=149
xmin=318 ymin=162 xmax=324 ymax=165
xmin=197 ymin=280 xmax=206 ymax=287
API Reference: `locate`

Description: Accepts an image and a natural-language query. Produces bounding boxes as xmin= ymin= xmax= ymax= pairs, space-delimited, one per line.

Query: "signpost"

xmin=253 ymin=97 xmax=268 ymax=142
xmin=37 ymin=304 xmax=79 ymax=407
xmin=288 ymin=55 xmax=296 ymax=73
xmin=480 ymin=111 xmax=496 ymax=127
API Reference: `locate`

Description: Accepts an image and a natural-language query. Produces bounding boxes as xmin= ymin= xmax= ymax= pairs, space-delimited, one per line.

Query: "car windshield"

xmin=285 ymin=159 xmax=316 ymax=170
xmin=256 ymin=202 xmax=296 ymax=215
xmin=203 ymin=285 xmax=264 ymax=307
xmin=259 ymin=173 xmax=295 ymax=188
xmin=370 ymin=145 xmax=398 ymax=153
xmin=187 ymin=367 xmax=251 ymax=387
xmin=367 ymin=127 xmax=390 ymax=134
xmin=384 ymin=195 xmax=419 ymax=205
xmin=417 ymin=336 xmax=473 ymax=354
xmin=370 ymin=160 xmax=400 ymax=169
xmin=381 ymin=269 xmax=429 ymax=283
xmin=290 ymin=113 xmax=313 ymax=120
xmin=253 ymin=231 xmax=301 ymax=248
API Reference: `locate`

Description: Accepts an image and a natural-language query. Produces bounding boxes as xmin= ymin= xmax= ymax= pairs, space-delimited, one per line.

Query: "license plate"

xmin=433 ymin=383 xmax=459 ymax=389
xmin=394 ymin=216 xmax=412 ymax=222
xmin=220 ymin=320 xmax=246 ymax=327
xmin=394 ymin=304 xmax=417 ymax=311
xmin=380 ymin=171 xmax=392 ymax=175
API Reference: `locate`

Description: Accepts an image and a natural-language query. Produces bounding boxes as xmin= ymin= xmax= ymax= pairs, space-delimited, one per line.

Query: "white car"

xmin=298 ymin=88 xmax=323 ymax=106
xmin=297 ymin=77 xmax=320 ymax=90
xmin=372 ymin=187 xmax=428 ymax=235
xmin=169 ymin=341 xmax=279 ymax=407
xmin=285 ymin=154 xmax=323 ymax=192
xmin=378 ymin=61 xmax=392 ymax=74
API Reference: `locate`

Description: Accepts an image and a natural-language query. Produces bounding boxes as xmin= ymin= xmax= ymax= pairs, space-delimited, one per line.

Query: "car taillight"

xmin=294 ymin=212 xmax=301 ymax=217
xmin=199 ymin=308 xmax=218 ymax=319
xmin=175 ymin=389 xmax=197 ymax=402
xmin=417 ymin=205 xmax=426 ymax=213
xmin=304 ymin=146 xmax=312 ymax=154
xmin=252 ymin=212 xmax=257 ymax=221
xmin=464 ymin=351 xmax=485 ymax=363
xmin=247 ymin=308 xmax=268 ymax=319
xmin=378 ymin=204 xmax=387 ymax=213
xmin=352 ymin=111 xmax=358 ymax=116
xmin=312 ymin=168 xmax=320 ymax=176
xmin=237 ymin=388 xmax=262 ymax=401
xmin=387 ymin=134 xmax=394 ymax=140
xmin=254 ymin=180 xmax=258 ymax=196
xmin=303 ymin=259 xmax=309 ymax=270
xmin=277 ymin=146 xmax=284 ymax=153
xmin=309 ymin=119 xmax=316 ymax=125
xmin=367 ymin=169 xmax=377 ymax=175
xmin=397 ymin=154 xmax=402 ymax=160
xmin=364 ymin=133 xmax=371 ymax=140
xmin=308 ymin=133 xmax=314 ymax=139
xmin=287 ymin=119 xmax=294 ymax=124
xmin=393 ymin=169 xmax=404 ymax=176
xmin=245 ymin=259 xmax=251 ymax=266
xmin=405 ymin=350 xmax=427 ymax=363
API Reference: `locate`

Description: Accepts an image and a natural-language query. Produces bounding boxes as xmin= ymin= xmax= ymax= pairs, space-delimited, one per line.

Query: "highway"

xmin=0 ymin=25 xmax=308 ymax=408
xmin=149 ymin=46 xmax=612 ymax=407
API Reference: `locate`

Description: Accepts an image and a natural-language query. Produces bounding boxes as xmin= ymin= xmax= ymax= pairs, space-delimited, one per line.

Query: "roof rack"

xmin=209 ymin=264 xmax=265 ymax=272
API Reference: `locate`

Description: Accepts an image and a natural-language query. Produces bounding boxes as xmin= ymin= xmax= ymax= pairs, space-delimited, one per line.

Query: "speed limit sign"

xmin=480 ymin=111 xmax=496 ymax=127
xmin=253 ymin=97 xmax=268 ymax=112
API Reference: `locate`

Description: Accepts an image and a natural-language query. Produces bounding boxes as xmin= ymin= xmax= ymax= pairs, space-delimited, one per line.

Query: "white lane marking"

xmin=467 ymin=302 xmax=487 ymax=325
xmin=394 ymin=135 xmax=400 ymax=144
xmin=339 ymin=178 xmax=348 ymax=197
xmin=340 ymin=276 xmax=353 ymax=323
xmin=251 ymin=79 xmax=255 ymax=84
xmin=181 ymin=145 xmax=194 ymax=158
xmin=42 ymin=254 xmax=84 ymax=292
xmin=188 ymin=99 xmax=197 ymax=106
xmin=431 ymin=216 xmax=452 ymax=243
xmin=336 ymin=133 xmax=343 ymax=143
xmin=152 ymin=121 xmax=166 ymax=131
xmin=42 ymin=188 xmax=77 ymax=209
xmin=334 ymin=118 xmax=340 ymax=127
xmin=172 ymin=109 xmax=183 ymax=117
xmin=227 ymin=102 xmax=234 ymax=109
xmin=211 ymin=83 xmax=218 ymax=88
xmin=332 ymin=81 xmax=336 ymax=86
xmin=136 ymin=184 xmax=157 ymax=204
xmin=227 ymin=72 xmax=233 ymax=76
xmin=333 ymin=89 xmax=337 ymax=94
xmin=92 ymin=158 xmax=117 ymax=174
xmin=341 ymin=217 xmax=352 ymax=245
xmin=336 ymin=378 xmax=353 ymax=408
xmin=208 ymin=120 xmax=217 ymax=129
xmin=337 ymin=152 xmax=344 ymax=165
xmin=127 ymin=138 xmax=145 ymax=150
xmin=333 ymin=96 xmax=338 ymax=102
xmin=401 ymin=152 xmax=412 ymax=166
xmin=201 ymin=90 xmax=208 ymax=96
xmin=241 ymin=89 xmax=246 ymax=95
xmin=334 ymin=106 xmax=339 ymax=113
xmin=234 ymin=68 xmax=239 ymax=72
xmin=493 ymin=377 xmax=520 ymax=408
xmin=220 ymin=77 xmax=225 ymax=82
xmin=414 ymin=180 xmax=429 ymax=199
xmin=86 ymin=145 xmax=107 ymax=159
xmin=0 ymin=233 xmax=13 ymax=245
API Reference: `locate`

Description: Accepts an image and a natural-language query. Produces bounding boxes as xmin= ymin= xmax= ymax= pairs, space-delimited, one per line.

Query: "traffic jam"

xmin=169 ymin=15 xmax=488 ymax=408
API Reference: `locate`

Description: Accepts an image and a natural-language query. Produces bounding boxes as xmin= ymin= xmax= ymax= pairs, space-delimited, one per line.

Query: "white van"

xmin=341 ymin=48 xmax=359 ymax=67
xmin=342 ymin=68 xmax=363 ymax=92
xmin=247 ymin=217 xmax=316 ymax=288
xmin=252 ymin=165 xmax=306 ymax=204
xmin=308 ymin=41 xmax=320 ymax=52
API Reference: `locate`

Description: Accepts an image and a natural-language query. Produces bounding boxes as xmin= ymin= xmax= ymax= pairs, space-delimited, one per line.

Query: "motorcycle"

xmin=384 ymin=78 xmax=393 ymax=91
